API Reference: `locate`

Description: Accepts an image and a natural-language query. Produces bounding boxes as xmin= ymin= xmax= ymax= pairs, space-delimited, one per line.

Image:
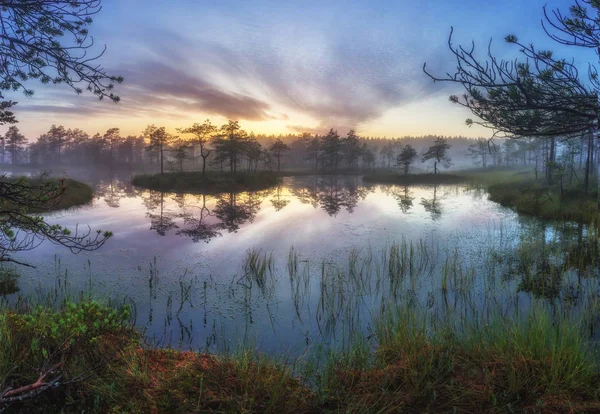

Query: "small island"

xmin=131 ymin=171 xmax=281 ymax=194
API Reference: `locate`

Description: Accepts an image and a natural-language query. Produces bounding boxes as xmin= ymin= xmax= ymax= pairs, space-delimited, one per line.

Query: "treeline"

xmin=2 ymin=121 xmax=598 ymax=184
xmin=0 ymin=121 xmax=481 ymax=172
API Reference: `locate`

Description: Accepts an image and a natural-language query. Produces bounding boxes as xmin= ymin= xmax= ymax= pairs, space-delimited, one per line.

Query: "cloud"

xmin=13 ymin=16 xmax=453 ymax=133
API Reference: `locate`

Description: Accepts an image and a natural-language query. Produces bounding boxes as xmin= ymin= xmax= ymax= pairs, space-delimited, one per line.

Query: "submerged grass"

xmin=131 ymin=171 xmax=280 ymax=194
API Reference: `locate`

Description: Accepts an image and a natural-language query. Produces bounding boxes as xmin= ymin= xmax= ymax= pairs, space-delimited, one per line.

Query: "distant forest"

xmin=0 ymin=120 xmax=598 ymax=179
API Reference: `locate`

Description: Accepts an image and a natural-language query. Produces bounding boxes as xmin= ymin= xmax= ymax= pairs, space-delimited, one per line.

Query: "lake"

xmin=7 ymin=172 xmax=597 ymax=356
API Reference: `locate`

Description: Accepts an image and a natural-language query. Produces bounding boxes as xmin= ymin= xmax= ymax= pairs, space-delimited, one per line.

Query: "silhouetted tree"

xmin=171 ymin=140 xmax=191 ymax=172
xmin=320 ymin=129 xmax=343 ymax=171
xmin=261 ymin=149 xmax=273 ymax=171
xmin=103 ymin=127 xmax=121 ymax=166
xmin=361 ymin=144 xmax=376 ymax=169
xmin=422 ymin=137 xmax=452 ymax=174
xmin=213 ymin=121 xmax=248 ymax=175
xmin=177 ymin=120 xmax=217 ymax=175
xmin=4 ymin=126 xmax=27 ymax=165
xmin=424 ymin=10 xmax=599 ymax=187
xmin=306 ymin=136 xmax=320 ymax=170
xmin=245 ymin=135 xmax=262 ymax=172
xmin=396 ymin=144 xmax=418 ymax=174
xmin=270 ymin=139 xmax=290 ymax=172
xmin=46 ymin=125 xmax=69 ymax=163
xmin=343 ymin=129 xmax=362 ymax=169
xmin=145 ymin=125 xmax=175 ymax=175
xmin=0 ymin=176 xmax=112 ymax=266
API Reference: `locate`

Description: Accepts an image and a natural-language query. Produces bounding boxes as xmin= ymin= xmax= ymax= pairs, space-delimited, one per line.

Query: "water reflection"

xmin=176 ymin=195 xmax=222 ymax=243
xmin=395 ymin=186 xmax=414 ymax=213
xmin=144 ymin=191 xmax=179 ymax=236
xmin=122 ymin=176 xmax=398 ymax=239
xmin=214 ymin=192 xmax=261 ymax=233
xmin=420 ymin=184 xmax=443 ymax=220
xmin=10 ymin=170 xmax=600 ymax=357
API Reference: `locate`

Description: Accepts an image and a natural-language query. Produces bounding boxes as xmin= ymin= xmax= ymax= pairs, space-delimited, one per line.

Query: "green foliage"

xmin=0 ymin=300 xmax=135 ymax=412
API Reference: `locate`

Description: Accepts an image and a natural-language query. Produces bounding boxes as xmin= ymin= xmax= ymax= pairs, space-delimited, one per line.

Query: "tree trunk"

xmin=585 ymin=132 xmax=592 ymax=196
xmin=160 ymin=143 xmax=164 ymax=175
xmin=597 ymin=134 xmax=600 ymax=224
xmin=547 ymin=137 xmax=555 ymax=185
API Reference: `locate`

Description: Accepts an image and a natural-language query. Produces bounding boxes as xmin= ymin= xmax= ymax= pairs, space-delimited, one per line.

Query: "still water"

xmin=9 ymin=172 xmax=591 ymax=355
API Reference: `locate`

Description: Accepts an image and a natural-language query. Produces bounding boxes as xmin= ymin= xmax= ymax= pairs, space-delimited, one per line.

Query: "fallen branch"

xmin=0 ymin=363 xmax=62 ymax=406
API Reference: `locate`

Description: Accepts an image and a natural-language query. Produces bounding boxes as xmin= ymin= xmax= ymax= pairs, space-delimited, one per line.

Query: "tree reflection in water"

xmin=136 ymin=177 xmax=460 ymax=239
xmin=289 ymin=176 xmax=369 ymax=216
xmin=420 ymin=184 xmax=443 ymax=220
xmin=143 ymin=191 xmax=179 ymax=236
xmin=176 ymin=194 xmax=222 ymax=243
xmin=395 ymin=186 xmax=414 ymax=214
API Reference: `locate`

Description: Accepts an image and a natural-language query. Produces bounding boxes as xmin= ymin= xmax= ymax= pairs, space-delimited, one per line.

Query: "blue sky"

xmin=6 ymin=0 xmax=595 ymax=138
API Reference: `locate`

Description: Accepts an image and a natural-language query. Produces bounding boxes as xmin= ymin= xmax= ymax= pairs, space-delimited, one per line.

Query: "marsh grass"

xmin=457 ymin=168 xmax=600 ymax=224
xmin=2 ymin=223 xmax=600 ymax=412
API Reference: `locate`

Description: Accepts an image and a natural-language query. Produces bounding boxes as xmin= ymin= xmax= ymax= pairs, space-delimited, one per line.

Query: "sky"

xmin=3 ymin=0 xmax=596 ymax=139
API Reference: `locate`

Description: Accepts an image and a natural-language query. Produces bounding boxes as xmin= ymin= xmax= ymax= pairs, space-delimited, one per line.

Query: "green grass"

xmin=132 ymin=171 xmax=281 ymax=193
xmin=324 ymin=308 xmax=600 ymax=413
xmin=362 ymin=172 xmax=466 ymax=185
xmin=455 ymin=168 xmax=600 ymax=224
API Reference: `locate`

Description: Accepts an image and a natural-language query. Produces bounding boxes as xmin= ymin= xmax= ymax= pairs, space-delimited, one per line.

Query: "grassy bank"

xmin=456 ymin=168 xmax=599 ymax=224
xmin=2 ymin=299 xmax=599 ymax=412
xmin=363 ymin=172 xmax=466 ymax=185
xmin=132 ymin=171 xmax=280 ymax=193
xmin=3 ymin=177 xmax=94 ymax=213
